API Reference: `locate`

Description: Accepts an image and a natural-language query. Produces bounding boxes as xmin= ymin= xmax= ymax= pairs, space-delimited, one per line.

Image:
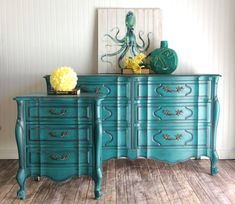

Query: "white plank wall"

xmin=0 ymin=0 xmax=234 ymax=159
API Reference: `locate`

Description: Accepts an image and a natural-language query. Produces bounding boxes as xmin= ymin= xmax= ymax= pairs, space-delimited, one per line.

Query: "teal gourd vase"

xmin=144 ymin=41 xmax=178 ymax=74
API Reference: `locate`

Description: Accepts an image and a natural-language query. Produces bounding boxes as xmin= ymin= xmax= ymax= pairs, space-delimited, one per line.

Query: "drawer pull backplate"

xmin=48 ymin=109 xmax=68 ymax=116
xmin=163 ymin=134 xmax=182 ymax=141
xmin=49 ymin=131 xmax=68 ymax=138
xmin=50 ymin=154 xmax=68 ymax=161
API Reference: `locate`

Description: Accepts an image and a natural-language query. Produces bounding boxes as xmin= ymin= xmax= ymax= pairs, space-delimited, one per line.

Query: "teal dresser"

xmin=16 ymin=74 xmax=220 ymax=200
xmin=14 ymin=93 xmax=104 ymax=200
xmin=72 ymin=74 xmax=220 ymax=171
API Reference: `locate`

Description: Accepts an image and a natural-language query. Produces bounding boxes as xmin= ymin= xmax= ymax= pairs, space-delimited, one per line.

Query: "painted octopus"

xmin=101 ymin=11 xmax=152 ymax=70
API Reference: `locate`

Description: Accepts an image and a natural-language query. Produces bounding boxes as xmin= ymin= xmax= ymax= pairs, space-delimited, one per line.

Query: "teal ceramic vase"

xmin=144 ymin=41 xmax=178 ymax=74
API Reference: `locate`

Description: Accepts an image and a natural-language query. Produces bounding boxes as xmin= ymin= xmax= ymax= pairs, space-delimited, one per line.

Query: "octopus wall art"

xmin=100 ymin=11 xmax=152 ymax=71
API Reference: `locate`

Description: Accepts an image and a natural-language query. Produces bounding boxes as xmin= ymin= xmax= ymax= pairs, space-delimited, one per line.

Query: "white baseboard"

xmin=0 ymin=148 xmax=18 ymax=159
xmin=0 ymin=148 xmax=234 ymax=160
xmin=217 ymin=149 xmax=235 ymax=159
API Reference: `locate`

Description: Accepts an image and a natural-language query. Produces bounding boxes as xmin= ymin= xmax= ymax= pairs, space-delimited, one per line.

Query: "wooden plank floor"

xmin=0 ymin=159 xmax=235 ymax=204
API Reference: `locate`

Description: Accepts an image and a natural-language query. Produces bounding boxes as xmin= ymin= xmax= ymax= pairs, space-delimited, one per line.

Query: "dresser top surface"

xmin=77 ymin=74 xmax=221 ymax=77
xmin=45 ymin=74 xmax=221 ymax=78
xmin=14 ymin=92 xmax=104 ymax=100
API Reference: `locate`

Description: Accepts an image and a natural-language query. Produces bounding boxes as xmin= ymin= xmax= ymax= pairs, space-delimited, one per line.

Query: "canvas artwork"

xmin=98 ymin=8 xmax=162 ymax=73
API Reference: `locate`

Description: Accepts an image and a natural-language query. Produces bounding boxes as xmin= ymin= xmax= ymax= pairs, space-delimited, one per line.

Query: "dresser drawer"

xmin=27 ymin=148 xmax=92 ymax=166
xmin=78 ymin=83 xmax=130 ymax=99
xmin=102 ymin=125 xmax=130 ymax=148
xmin=135 ymin=103 xmax=211 ymax=122
xmin=136 ymin=128 xmax=209 ymax=147
xmin=27 ymin=104 xmax=92 ymax=121
xmin=27 ymin=124 xmax=92 ymax=144
xmin=134 ymin=81 xmax=211 ymax=99
xmin=102 ymin=103 xmax=130 ymax=123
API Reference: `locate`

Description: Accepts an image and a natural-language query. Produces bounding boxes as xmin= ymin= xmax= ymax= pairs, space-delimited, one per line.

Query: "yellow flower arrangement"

xmin=50 ymin=66 xmax=78 ymax=91
xmin=124 ymin=53 xmax=146 ymax=74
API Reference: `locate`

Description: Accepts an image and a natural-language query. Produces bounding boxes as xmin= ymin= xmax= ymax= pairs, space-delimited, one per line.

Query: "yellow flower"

xmin=132 ymin=64 xmax=142 ymax=74
xmin=134 ymin=53 xmax=146 ymax=63
xmin=124 ymin=53 xmax=146 ymax=74
xmin=50 ymin=66 xmax=78 ymax=91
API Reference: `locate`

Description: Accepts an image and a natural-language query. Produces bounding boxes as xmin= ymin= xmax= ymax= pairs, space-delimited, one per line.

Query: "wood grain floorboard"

xmin=124 ymin=159 xmax=136 ymax=204
xmin=86 ymin=178 xmax=97 ymax=204
xmin=169 ymin=162 xmax=200 ymax=204
xmin=1 ymin=159 xmax=235 ymax=204
xmin=61 ymin=178 xmax=80 ymax=204
xmin=191 ymin=160 xmax=231 ymax=204
xmin=216 ymin=161 xmax=235 ymax=203
xmin=138 ymin=159 xmax=161 ymax=204
xmin=185 ymin=160 xmax=221 ymax=204
xmin=131 ymin=160 xmax=147 ymax=204
xmin=182 ymin=161 xmax=213 ymax=204
xmin=73 ymin=177 xmax=90 ymax=204
xmin=211 ymin=161 xmax=235 ymax=203
xmin=158 ymin=162 xmax=182 ymax=204
xmin=148 ymin=160 xmax=171 ymax=204
xmin=30 ymin=179 xmax=54 ymax=204
xmin=115 ymin=159 xmax=128 ymax=204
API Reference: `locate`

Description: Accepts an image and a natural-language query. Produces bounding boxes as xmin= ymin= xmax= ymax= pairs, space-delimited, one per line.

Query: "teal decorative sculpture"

xmin=101 ymin=11 xmax=151 ymax=70
xmin=144 ymin=41 xmax=178 ymax=74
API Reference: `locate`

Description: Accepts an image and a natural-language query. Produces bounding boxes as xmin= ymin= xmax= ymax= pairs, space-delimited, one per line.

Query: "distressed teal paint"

xmin=14 ymin=94 xmax=104 ymax=200
xmin=15 ymin=74 xmax=220 ymax=200
xmin=45 ymin=74 xmax=220 ymax=162
xmin=94 ymin=99 xmax=103 ymax=199
xmin=71 ymin=74 xmax=220 ymax=165
xmin=211 ymin=76 xmax=220 ymax=175
xmin=15 ymin=100 xmax=26 ymax=200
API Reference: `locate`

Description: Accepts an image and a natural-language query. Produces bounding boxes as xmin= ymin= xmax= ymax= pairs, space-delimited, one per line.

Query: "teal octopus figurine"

xmin=101 ymin=11 xmax=151 ymax=70
xmin=144 ymin=41 xmax=178 ymax=74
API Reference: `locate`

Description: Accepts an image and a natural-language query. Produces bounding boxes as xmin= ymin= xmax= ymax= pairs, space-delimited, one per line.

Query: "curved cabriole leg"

xmin=94 ymin=99 xmax=103 ymax=199
xmin=211 ymin=151 xmax=219 ymax=176
xmin=16 ymin=168 xmax=26 ymax=200
xmin=15 ymin=100 xmax=27 ymax=200
xmin=95 ymin=168 xmax=102 ymax=199
xmin=210 ymin=77 xmax=220 ymax=176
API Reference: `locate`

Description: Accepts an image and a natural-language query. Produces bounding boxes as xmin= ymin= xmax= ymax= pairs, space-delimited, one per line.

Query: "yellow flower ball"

xmin=50 ymin=66 xmax=78 ymax=91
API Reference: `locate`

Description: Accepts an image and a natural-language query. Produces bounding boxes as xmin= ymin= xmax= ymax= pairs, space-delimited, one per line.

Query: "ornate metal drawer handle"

xmin=162 ymin=109 xmax=183 ymax=116
xmin=49 ymin=131 xmax=68 ymax=138
xmin=48 ymin=109 xmax=67 ymax=116
xmin=50 ymin=154 xmax=68 ymax=161
xmin=163 ymin=86 xmax=184 ymax=93
xmin=163 ymin=134 xmax=182 ymax=141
